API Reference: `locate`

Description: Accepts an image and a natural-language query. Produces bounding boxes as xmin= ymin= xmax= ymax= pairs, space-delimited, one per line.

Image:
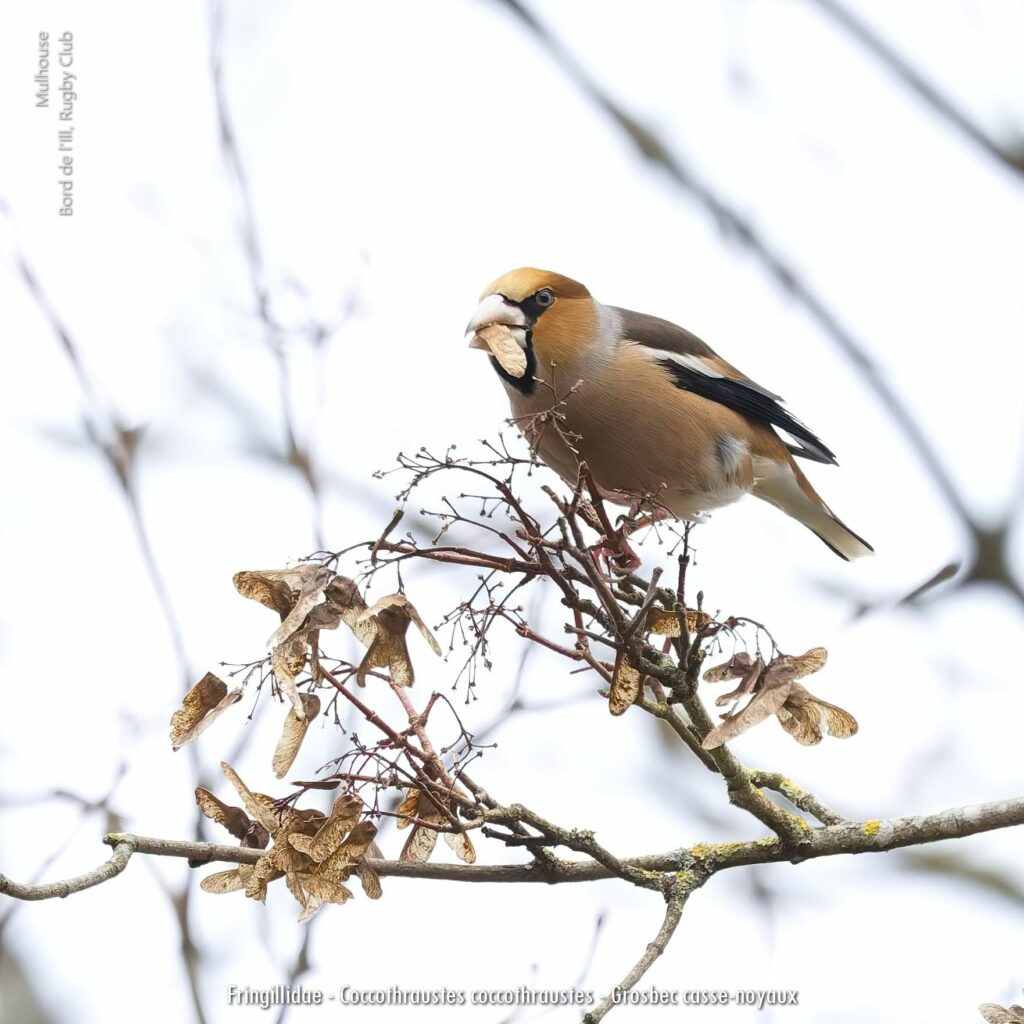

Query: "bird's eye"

xmin=535 ymin=288 xmax=555 ymax=308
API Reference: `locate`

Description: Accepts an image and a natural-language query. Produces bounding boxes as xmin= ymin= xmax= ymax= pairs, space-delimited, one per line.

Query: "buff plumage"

xmin=466 ymin=267 xmax=872 ymax=561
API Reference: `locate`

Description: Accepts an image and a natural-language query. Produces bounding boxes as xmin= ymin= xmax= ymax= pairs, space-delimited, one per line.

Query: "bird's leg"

xmin=576 ymin=481 xmax=640 ymax=575
xmin=618 ymin=499 xmax=675 ymax=534
xmin=586 ymin=493 xmax=669 ymax=575
xmin=589 ymin=533 xmax=642 ymax=575
xmin=589 ymin=499 xmax=676 ymax=575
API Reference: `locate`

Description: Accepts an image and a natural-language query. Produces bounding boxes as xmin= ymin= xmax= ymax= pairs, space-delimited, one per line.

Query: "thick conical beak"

xmin=465 ymin=294 xmax=527 ymax=345
xmin=465 ymin=294 xmax=530 ymax=378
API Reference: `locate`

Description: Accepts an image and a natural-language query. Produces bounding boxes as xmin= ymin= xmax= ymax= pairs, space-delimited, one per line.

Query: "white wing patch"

xmin=655 ymin=351 xmax=725 ymax=378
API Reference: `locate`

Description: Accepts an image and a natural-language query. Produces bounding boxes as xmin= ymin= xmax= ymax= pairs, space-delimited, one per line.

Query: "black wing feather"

xmin=658 ymin=358 xmax=837 ymax=464
xmin=612 ymin=306 xmax=837 ymax=466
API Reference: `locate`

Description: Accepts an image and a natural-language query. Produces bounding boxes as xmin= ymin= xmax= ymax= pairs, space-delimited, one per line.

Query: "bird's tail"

xmin=753 ymin=457 xmax=873 ymax=561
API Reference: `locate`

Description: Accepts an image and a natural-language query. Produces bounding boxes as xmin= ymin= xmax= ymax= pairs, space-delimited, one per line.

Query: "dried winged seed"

xmin=296 ymin=902 xmax=322 ymax=925
xmin=267 ymin=566 xmax=333 ymax=648
xmin=816 ymin=698 xmax=858 ymax=738
xmin=200 ymin=869 xmax=247 ymax=894
xmin=274 ymin=842 xmax=311 ymax=881
xmin=272 ymin=692 xmax=321 ymax=779
xmin=289 ymin=777 xmax=342 ymax=791
xmin=359 ymin=593 xmax=411 ymax=623
xmin=396 ymin=788 xmax=421 ymax=830
xmin=304 ymin=795 xmax=363 ymax=862
xmin=406 ymin=603 xmax=442 ymax=657
xmin=355 ymin=632 xmax=404 ymax=686
xmin=244 ymin=853 xmax=281 ymax=902
xmin=271 ymin=636 xmax=308 ymax=718
xmin=311 ymin=821 xmax=380 ymax=883
xmin=980 ymin=1006 xmax=1024 ymax=1024
xmin=702 ymin=681 xmax=794 ymax=749
xmin=356 ymin=606 xmax=412 ymax=684
xmin=170 ymin=673 xmax=242 ymax=750
xmin=290 ymin=807 xmax=328 ymax=832
xmin=302 ymin=873 xmax=354 ymax=905
xmin=400 ymin=822 xmax=439 ymax=863
xmin=220 ymin=762 xmax=283 ymax=833
xmin=242 ymin=824 xmax=271 ymax=850
xmin=284 ymin=866 xmax=308 ymax=907
xmin=289 ymin=833 xmax=315 ymax=856
xmin=476 ymin=323 xmax=527 ymax=377
xmin=646 ymin=608 xmax=711 ymax=637
xmin=714 ymin=657 xmax=764 ymax=705
xmin=356 ymin=594 xmax=437 ymax=687
xmin=338 ymin=820 xmax=378 ymax=860
xmin=776 ymin=683 xmax=857 ymax=743
xmin=308 ymin=630 xmax=323 ymax=681
xmin=310 ymin=577 xmax=375 ymax=645
xmin=703 ymin=653 xmax=755 ymax=683
xmin=775 ymin=646 xmax=828 ymax=679
xmin=443 ymin=830 xmax=477 ymax=864
xmin=776 ymin=702 xmax=823 ymax=745
xmin=195 ymin=787 xmax=253 ymax=842
xmin=233 ymin=566 xmax=327 ymax=618
xmin=357 ymin=862 xmax=383 ymax=900
xmin=761 ymin=659 xmax=799 ymax=689
xmin=608 ymin=650 xmax=642 ymax=716
xmin=296 ymin=875 xmax=354 ymax=923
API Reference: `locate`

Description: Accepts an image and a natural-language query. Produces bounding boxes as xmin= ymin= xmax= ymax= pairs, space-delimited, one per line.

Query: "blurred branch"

xmin=808 ymin=0 xmax=1024 ymax=179
xmin=0 ymin=769 xmax=126 ymax=938
xmin=6 ymin=220 xmax=206 ymax=1022
xmin=493 ymin=0 xmax=1023 ymax=604
xmin=902 ymin=849 xmax=1024 ymax=907
xmin=208 ymin=0 xmax=364 ymax=549
xmin=275 ymin=928 xmax=314 ymax=1024
xmin=11 ymin=247 xmax=192 ymax=674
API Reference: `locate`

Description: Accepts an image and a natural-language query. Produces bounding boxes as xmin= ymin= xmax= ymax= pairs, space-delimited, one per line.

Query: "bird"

xmin=465 ymin=267 xmax=873 ymax=563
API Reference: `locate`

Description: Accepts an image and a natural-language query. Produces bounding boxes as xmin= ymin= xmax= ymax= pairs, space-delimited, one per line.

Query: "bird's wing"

xmin=614 ymin=307 xmax=837 ymax=466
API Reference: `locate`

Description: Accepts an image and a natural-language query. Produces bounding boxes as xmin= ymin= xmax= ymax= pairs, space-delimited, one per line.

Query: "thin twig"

xmin=584 ymin=890 xmax=687 ymax=1023
xmin=0 ymin=840 xmax=136 ymax=900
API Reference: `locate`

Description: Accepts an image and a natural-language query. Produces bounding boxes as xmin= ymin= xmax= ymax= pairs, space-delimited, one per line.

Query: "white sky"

xmin=1 ymin=1 xmax=1023 ymax=1022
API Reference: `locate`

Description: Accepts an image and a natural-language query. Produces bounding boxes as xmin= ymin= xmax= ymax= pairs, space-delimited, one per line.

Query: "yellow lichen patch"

xmin=689 ymin=840 xmax=750 ymax=860
xmin=863 ymin=820 xmax=882 ymax=836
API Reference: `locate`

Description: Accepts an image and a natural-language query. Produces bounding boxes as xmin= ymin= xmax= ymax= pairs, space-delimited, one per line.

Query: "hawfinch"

xmin=466 ymin=268 xmax=873 ymax=561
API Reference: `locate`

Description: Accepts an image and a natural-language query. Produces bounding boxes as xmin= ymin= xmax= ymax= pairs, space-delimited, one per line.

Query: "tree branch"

xmin=0 ymin=840 xmax=136 ymax=901
xmin=748 ymin=770 xmax=844 ymax=825
xmin=5 ymin=792 xmax=1021 ymax=904
xmin=584 ymin=889 xmax=688 ymax=1023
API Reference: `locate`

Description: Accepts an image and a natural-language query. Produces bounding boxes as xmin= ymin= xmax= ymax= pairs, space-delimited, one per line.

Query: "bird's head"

xmin=466 ymin=268 xmax=596 ymax=389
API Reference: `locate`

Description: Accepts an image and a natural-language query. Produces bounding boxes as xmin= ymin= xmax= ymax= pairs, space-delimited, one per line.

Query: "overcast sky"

xmin=1 ymin=2 xmax=1023 ymax=1022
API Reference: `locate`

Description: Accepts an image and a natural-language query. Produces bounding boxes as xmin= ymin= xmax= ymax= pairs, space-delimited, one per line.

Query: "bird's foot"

xmin=586 ymin=500 xmax=676 ymax=576
xmin=618 ymin=501 xmax=675 ymax=533
xmin=589 ymin=533 xmax=642 ymax=575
